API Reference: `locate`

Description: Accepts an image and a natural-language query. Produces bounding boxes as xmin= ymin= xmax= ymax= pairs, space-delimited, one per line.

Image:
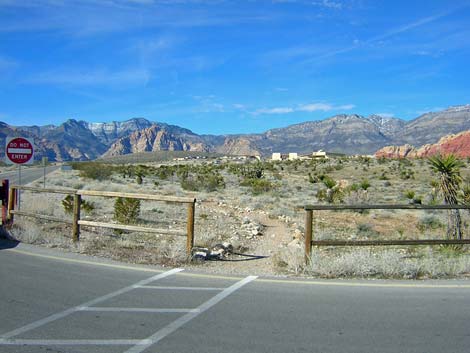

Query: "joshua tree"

xmin=428 ymin=154 xmax=464 ymax=239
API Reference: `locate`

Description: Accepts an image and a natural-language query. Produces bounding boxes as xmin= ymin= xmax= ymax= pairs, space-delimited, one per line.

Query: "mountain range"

xmin=1 ymin=105 xmax=470 ymax=162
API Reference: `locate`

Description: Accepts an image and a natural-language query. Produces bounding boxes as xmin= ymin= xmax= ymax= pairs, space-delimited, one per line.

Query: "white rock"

xmin=287 ymin=239 xmax=301 ymax=249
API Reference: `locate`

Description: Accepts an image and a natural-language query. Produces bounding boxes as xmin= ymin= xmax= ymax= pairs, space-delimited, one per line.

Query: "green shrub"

xmin=417 ymin=215 xmax=443 ymax=231
xmin=114 ymin=197 xmax=141 ymax=224
xmin=62 ymin=195 xmax=95 ymax=214
xmin=71 ymin=162 xmax=113 ymax=180
xmin=360 ymin=179 xmax=371 ymax=190
xmin=250 ymin=179 xmax=276 ymax=195
xmin=180 ymin=171 xmax=225 ymax=192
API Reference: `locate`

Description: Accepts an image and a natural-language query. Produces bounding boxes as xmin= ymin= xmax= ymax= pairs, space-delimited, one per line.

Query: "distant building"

xmin=312 ymin=150 xmax=327 ymax=159
xmin=288 ymin=153 xmax=298 ymax=160
xmin=271 ymin=153 xmax=282 ymax=161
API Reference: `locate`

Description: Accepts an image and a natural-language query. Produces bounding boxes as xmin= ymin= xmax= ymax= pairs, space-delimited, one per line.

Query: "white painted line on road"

xmin=124 ymin=275 xmax=258 ymax=353
xmin=79 ymin=307 xmax=201 ymax=313
xmin=0 ymin=268 xmax=183 ymax=341
xmin=138 ymin=285 xmax=225 ymax=291
xmin=0 ymin=339 xmax=152 ymax=346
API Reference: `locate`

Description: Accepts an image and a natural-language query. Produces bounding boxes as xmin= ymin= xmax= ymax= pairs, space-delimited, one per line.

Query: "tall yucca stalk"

xmin=427 ymin=154 xmax=464 ymax=239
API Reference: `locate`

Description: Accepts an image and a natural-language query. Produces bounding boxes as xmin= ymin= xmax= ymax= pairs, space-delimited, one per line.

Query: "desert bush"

xmin=180 ymin=170 xmax=225 ymax=192
xmin=404 ymin=190 xmax=415 ymax=201
xmin=309 ymin=247 xmax=470 ymax=279
xmin=360 ymin=179 xmax=371 ymax=190
xmin=240 ymin=178 xmax=277 ymax=195
xmin=316 ymin=176 xmax=345 ymax=203
xmin=71 ymin=162 xmax=113 ymax=180
xmin=62 ymin=195 xmax=95 ymax=214
xmin=114 ymin=197 xmax=141 ymax=224
xmin=155 ymin=166 xmax=175 ymax=180
xmin=417 ymin=215 xmax=443 ymax=231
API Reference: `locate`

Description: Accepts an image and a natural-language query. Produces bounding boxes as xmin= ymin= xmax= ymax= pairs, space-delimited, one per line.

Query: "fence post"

xmin=305 ymin=209 xmax=313 ymax=264
xmin=72 ymin=193 xmax=81 ymax=242
xmin=186 ymin=200 xmax=196 ymax=256
xmin=1 ymin=179 xmax=9 ymax=225
xmin=7 ymin=186 xmax=16 ymax=224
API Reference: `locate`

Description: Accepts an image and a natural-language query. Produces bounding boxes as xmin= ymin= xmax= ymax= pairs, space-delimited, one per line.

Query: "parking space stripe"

xmin=124 ymin=275 xmax=258 ymax=353
xmin=0 ymin=268 xmax=183 ymax=340
xmin=137 ymin=286 xmax=224 ymax=291
xmin=79 ymin=307 xmax=200 ymax=313
xmin=0 ymin=339 xmax=152 ymax=346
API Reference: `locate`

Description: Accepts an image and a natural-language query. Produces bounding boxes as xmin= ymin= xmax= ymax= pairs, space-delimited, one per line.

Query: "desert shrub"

xmin=356 ymin=222 xmax=377 ymax=236
xmin=404 ymin=190 xmax=415 ymax=201
xmin=404 ymin=190 xmax=423 ymax=204
xmin=71 ymin=162 xmax=113 ymax=180
xmin=62 ymin=195 xmax=94 ymax=214
xmin=241 ymin=162 xmax=264 ymax=179
xmin=316 ymin=177 xmax=345 ymax=203
xmin=114 ymin=197 xmax=141 ymax=224
xmin=180 ymin=170 xmax=225 ymax=192
xmin=155 ymin=166 xmax=175 ymax=180
xmin=400 ymin=169 xmax=415 ymax=180
xmin=349 ymin=183 xmax=360 ymax=192
xmin=240 ymin=178 xmax=277 ymax=195
xmin=308 ymin=172 xmax=317 ymax=184
xmin=360 ymin=179 xmax=371 ymax=190
xmin=417 ymin=215 xmax=443 ymax=231
xmin=379 ymin=172 xmax=389 ymax=180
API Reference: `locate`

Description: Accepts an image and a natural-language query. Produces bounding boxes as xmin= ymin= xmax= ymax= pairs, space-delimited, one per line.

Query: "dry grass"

xmin=12 ymin=156 xmax=470 ymax=277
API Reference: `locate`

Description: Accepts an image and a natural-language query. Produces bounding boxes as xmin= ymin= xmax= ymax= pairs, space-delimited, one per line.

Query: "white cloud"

xmin=26 ymin=68 xmax=151 ymax=86
xmin=299 ymin=103 xmax=355 ymax=112
xmin=255 ymin=107 xmax=294 ymax=114
xmin=313 ymin=0 xmax=343 ymax=10
xmin=298 ymin=103 xmax=333 ymax=112
xmin=254 ymin=102 xmax=354 ymax=115
xmin=375 ymin=112 xmax=395 ymax=118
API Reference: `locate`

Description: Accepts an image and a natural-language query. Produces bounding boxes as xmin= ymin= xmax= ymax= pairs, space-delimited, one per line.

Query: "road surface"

xmin=0 ymin=165 xmax=59 ymax=185
xmin=1 ymin=242 xmax=470 ymax=353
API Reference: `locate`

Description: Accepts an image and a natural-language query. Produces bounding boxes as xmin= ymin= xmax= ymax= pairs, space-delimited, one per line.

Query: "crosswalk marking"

xmin=0 ymin=268 xmax=256 ymax=353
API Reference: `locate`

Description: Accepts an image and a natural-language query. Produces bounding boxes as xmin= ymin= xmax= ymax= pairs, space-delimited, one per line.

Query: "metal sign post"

xmin=42 ymin=157 xmax=48 ymax=188
xmin=18 ymin=165 xmax=21 ymax=209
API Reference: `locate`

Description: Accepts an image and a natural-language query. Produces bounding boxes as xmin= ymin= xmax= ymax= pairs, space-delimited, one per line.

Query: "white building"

xmin=312 ymin=150 xmax=327 ymax=159
xmin=288 ymin=153 xmax=298 ymax=160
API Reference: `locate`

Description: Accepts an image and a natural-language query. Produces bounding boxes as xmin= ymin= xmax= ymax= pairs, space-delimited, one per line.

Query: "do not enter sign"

xmin=5 ymin=137 xmax=35 ymax=165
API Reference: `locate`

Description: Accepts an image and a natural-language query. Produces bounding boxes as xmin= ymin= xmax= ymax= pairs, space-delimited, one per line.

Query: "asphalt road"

xmin=0 ymin=165 xmax=59 ymax=185
xmin=1 ymin=242 xmax=470 ymax=353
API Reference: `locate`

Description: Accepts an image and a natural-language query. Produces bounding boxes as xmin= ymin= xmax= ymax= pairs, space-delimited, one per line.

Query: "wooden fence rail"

xmin=304 ymin=204 xmax=470 ymax=263
xmin=7 ymin=185 xmax=196 ymax=255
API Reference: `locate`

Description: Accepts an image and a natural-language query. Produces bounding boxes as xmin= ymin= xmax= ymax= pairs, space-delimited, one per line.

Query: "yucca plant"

xmin=428 ymin=154 xmax=464 ymax=239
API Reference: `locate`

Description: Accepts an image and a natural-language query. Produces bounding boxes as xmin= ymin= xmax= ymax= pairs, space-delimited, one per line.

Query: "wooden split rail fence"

xmin=304 ymin=204 xmax=470 ymax=263
xmin=7 ymin=185 xmax=196 ymax=255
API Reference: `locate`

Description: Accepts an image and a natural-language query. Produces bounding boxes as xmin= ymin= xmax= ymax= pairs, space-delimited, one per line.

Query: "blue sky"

xmin=0 ymin=0 xmax=469 ymax=135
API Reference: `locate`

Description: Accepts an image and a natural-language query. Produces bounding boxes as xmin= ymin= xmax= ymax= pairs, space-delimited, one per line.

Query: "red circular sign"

xmin=6 ymin=137 xmax=34 ymax=164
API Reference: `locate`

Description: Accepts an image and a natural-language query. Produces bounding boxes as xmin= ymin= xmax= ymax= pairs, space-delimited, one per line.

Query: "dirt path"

xmin=188 ymin=202 xmax=297 ymax=276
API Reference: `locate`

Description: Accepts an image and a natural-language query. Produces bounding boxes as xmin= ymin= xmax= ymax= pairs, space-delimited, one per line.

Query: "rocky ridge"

xmin=375 ymin=130 xmax=470 ymax=158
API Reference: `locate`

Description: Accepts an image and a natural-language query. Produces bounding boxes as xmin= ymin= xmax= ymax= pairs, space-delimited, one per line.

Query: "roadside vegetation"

xmin=8 ymin=154 xmax=470 ymax=278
